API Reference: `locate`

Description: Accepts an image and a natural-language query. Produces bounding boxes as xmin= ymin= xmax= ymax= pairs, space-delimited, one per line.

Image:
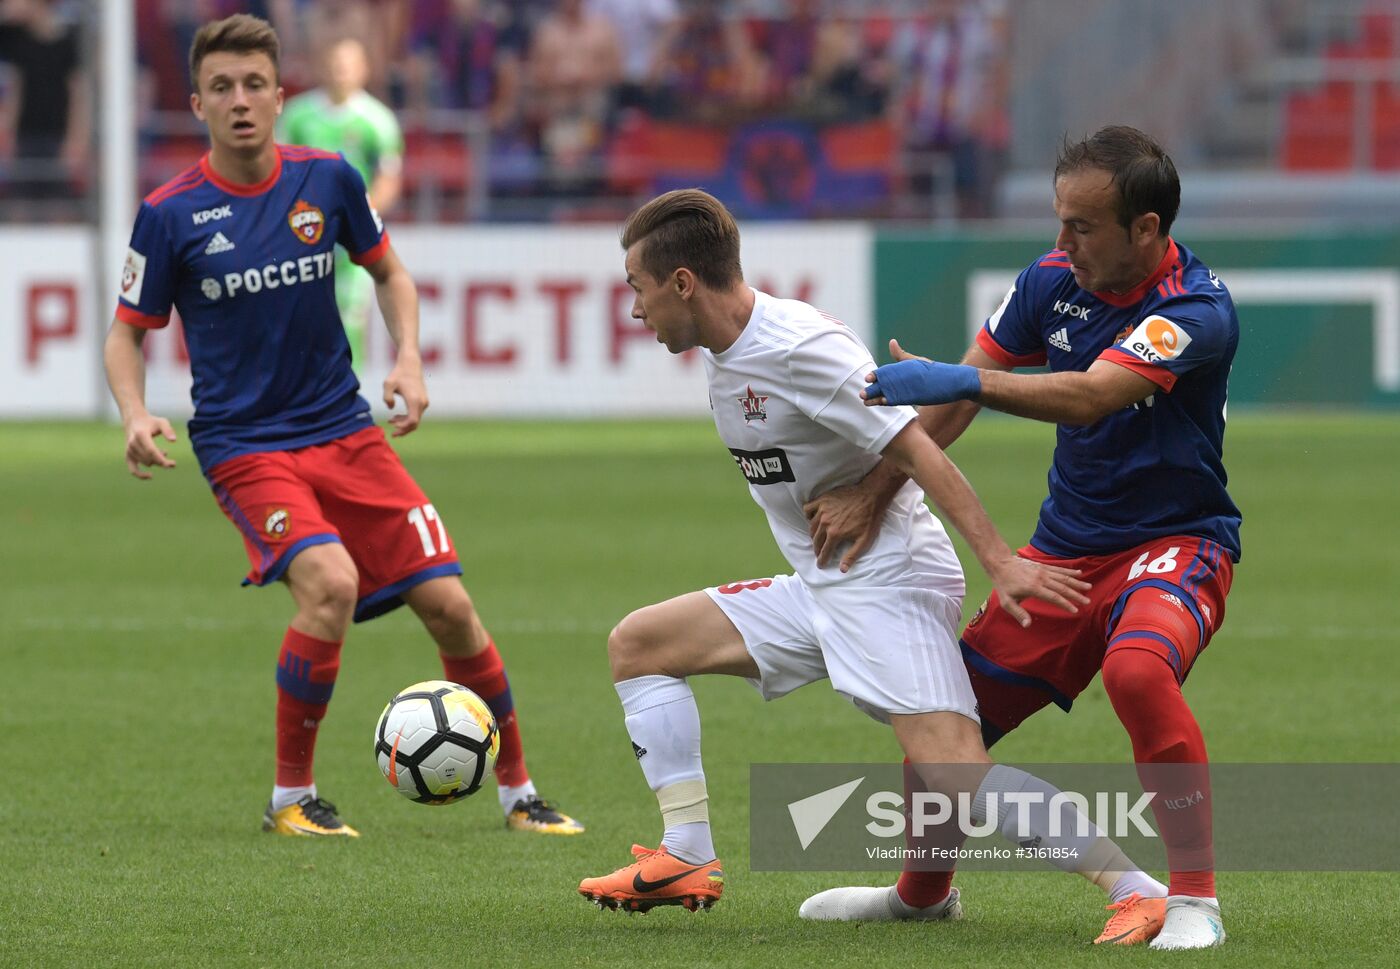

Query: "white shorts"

xmin=704 ymin=574 xmax=978 ymax=724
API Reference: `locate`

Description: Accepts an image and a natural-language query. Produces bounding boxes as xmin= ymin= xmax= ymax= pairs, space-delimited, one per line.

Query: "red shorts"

xmin=206 ymin=425 xmax=462 ymax=622
xmin=961 ymin=536 xmax=1233 ymax=741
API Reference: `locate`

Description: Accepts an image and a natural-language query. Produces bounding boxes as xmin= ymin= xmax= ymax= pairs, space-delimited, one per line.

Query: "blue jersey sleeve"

xmin=335 ymin=158 xmax=390 ymax=266
xmin=975 ymin=262 xmax=1049 ymax=367
xmin=1098 ymin=295 xmax=1231 ymax=392
xmin=114 ymin=202 xmax=178 ymax=328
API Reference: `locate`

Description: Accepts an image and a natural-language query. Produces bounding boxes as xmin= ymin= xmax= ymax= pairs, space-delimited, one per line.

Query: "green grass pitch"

xmin=1 ymin=415 xmax=1397 ymax=967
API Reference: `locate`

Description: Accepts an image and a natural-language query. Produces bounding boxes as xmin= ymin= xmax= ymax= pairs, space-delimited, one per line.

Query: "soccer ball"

xmin=374 ymin=680 xmax=499 ymax=804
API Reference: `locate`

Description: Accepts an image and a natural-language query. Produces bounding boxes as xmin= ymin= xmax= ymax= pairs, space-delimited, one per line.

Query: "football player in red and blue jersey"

xmin=103 ymin=14 xmax=581 ymax=839
xmin=805 ymin=126 xmax=1235 ymax=949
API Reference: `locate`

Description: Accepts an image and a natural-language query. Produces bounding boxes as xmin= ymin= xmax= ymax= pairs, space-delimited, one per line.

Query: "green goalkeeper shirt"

xmin=277 ymin=89 xmax=404 ymax=188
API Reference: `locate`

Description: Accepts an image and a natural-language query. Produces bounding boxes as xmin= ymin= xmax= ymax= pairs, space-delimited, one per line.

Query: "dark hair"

xmin=621 ymin=189 xmax=743 ymax=290
xmin=189 ymin=14 xmax=281 ymax=92
xmin=1055 ymin=125 xmax=1180 ymax=237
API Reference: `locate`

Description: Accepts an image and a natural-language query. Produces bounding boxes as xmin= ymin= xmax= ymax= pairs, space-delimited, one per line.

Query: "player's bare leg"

xmin=263 ymin=543 xmax=359 ymax=836
xmin=577 ymin=592 xmax=745 ymax=912
xmin=404 ymin=577 xmax=581 ymax=834
xmin=285 ymin=543 xmax=358 ymax=642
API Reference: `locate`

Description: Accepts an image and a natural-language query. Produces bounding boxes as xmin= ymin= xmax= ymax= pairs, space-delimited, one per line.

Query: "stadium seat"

xmin=1327 ymin=11 xmax=1395 ymax=62
xmin=1281 ymin=84 xmax=1356 ymax=171
xmin=1372 ymin=83 xmax=1400 ymax=169
xmin=401 ymin=130 xmax=472 ymax=221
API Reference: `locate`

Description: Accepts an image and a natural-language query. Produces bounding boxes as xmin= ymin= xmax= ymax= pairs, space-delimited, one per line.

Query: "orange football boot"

xmin=578 ymin=844 xmax=724 ymax=913
xmin=1093 ymin=892 xmax=1167 ymax=945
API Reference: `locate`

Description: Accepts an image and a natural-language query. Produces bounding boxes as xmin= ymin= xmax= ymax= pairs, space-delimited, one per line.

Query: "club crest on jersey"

xmin=121 ymin=247 xmax=147 ymax=303
xmin=265 ymin=508 xmax=291 ymax=537
xmin=738 ymin=385 xmax=769 ymax=422
xmin=288 ymin=200 xmax=325 ymax=245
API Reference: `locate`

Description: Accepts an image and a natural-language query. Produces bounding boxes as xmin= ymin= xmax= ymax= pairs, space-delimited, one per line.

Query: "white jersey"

xmin=703 ymin=289 xmax=965 ymax=596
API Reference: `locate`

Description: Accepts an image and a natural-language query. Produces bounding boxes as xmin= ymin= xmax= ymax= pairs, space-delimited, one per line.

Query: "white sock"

xmin=660 ymin=821 xmax=715 ymax=864
xmin=271 ymin=783 xmax=315 ymax=812
xmin=498 ymin=780 xmax=537 ymax=815
xmin=969 ymin=765 xmax=1138 ymax=882
xmin=1169 ymin=894 xmax=1220 ymax=908
xmin=615 ymin=675 xmax=714 ymax=861
xmin=1111 ymin=870 xmax=1169 ymax=903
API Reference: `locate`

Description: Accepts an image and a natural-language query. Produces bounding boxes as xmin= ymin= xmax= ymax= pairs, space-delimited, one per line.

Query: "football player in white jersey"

xmin=577 ymin=190 xmax=1169 ymax=935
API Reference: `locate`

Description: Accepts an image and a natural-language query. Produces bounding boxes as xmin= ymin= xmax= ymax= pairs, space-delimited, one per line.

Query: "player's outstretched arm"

xmin=973 ymin=360 xmax=1158 ymax=424
xmin=866 ymin=339 xmax=1157 ymax=427
xmin=103 ymin=319 xmax=177 ymax=479
xmin=365 ymin=245 xmax=427 ymax=437
xmin=881 ymin=422 xmax=1090 ymax=626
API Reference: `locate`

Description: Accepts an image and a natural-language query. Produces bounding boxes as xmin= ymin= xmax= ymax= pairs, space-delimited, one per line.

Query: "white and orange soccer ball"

xmin=374 ymin=680 xmax=499 ymax=804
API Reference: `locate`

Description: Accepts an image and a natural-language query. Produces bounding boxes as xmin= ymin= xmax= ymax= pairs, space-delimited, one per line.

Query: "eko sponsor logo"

xmin=1124 ymin=315 xmax=1192 ymax=364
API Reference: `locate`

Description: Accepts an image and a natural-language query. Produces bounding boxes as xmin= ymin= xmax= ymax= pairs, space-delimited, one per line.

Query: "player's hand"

xmin=122 ymin=413 xmax=178 ymax=480
xmin=862 ymin=339 xmax=981 ymax=407
xmin=986 ymin=555 xmax=1091 ymax=627
xmin=384 ymin=358 xmax=429 ymax=437
xmin=803 ymin=482 xmax=889 ymax=572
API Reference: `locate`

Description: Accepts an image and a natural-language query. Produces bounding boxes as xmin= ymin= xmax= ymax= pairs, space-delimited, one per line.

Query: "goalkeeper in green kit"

xmin=278 ymin=36 xmax=404 ymax=373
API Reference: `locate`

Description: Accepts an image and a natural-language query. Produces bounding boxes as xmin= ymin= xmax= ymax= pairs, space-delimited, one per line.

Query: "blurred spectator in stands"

xmin=648 ymin=0 xmax=763 ymax=123
xmin=304 ymin=0 xmax=409 ymax=100
xmin=888 ymin=0 xmax=1009 ymax=220
xmin=748 ymin=0 xmax=813 ymax=105
xmin=743 ymin=0 xmax=890 ymax=121
xmin=136 ymin=0 xmax=192 ymax=113
xmin=0 ymin=0 xmax=88 ymax=210
xmin=821 ymin=6 xmax=894 ymax=121
xmin=587 ymin=0 xmax=676 ymax=112
xmin=527 ymin=0 xmax=621 ymax=184
xmin=406 ymin=0 xmax=524 ymax=128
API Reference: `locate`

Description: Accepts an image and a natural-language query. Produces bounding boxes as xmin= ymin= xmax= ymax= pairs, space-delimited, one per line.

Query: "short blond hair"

xmin=621 ymin=189 xmax=743 ymax=290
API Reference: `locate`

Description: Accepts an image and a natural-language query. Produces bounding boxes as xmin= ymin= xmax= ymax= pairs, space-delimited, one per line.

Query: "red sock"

xmin=895 ymin=757 xmax=957 ymax=907
xmin=275 ymin=628 xmax=342 ymax=787
xmin=1103 ymin=643 xmax=1215 ymax=898
xmin=440 ymin=639 xmax=529 ymax=787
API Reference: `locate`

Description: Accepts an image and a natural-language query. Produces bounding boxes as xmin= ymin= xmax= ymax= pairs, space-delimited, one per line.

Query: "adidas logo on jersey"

xmin=1048 ymin=327 xmax=1072 ymax=352
xmin=204 ymin=232 xmax=236 ymax=255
